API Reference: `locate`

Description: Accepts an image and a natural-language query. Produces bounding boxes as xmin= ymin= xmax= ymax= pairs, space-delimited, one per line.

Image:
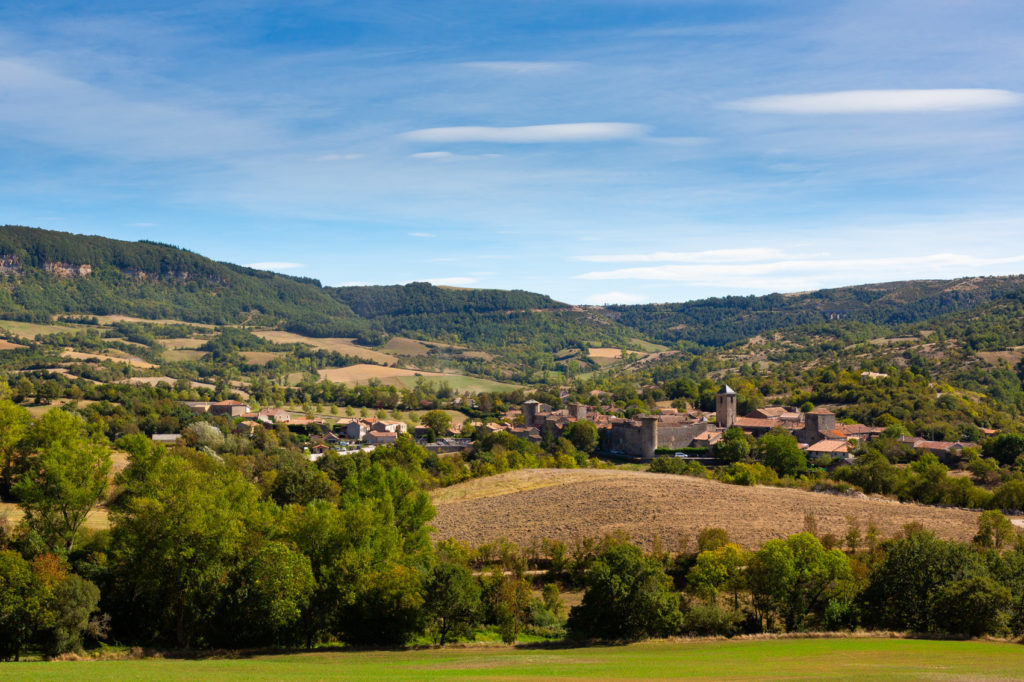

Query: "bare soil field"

xmin=253 ymin=331 xmax=395 ymax=365
xmin=431 ymin=469 xmax=1003 ymax=551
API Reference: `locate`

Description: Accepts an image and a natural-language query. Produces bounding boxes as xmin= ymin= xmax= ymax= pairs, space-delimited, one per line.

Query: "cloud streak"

xmin=575 ymin=248 xmax=785 ymax=263
xmin=401 ymin=123 xmax=648 ymax=144
xmin=459 ymin=61 xmax=575 ymax=74
xmin=728 ymin=89 xmax=1023 ymax=114
xmin=576 ymin=252 xmax=1024 ymax=292
xmin=244 ymin=261 xmax=305 ymax=270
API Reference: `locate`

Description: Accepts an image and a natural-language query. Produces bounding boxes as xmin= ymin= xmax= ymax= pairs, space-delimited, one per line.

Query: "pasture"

xmin=5 ymin=638 xmax=1024 ymax=680
xmin=252 ymin=331 xmax=395 ymax=365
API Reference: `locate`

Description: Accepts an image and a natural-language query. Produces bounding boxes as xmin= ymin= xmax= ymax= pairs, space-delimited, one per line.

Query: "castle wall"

xmin=657 ymin=423 xmax=710 ymax=450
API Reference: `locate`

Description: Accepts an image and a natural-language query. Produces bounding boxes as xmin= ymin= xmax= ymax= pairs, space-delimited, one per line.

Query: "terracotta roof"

xmin=806 ymin=439 xmax=849 ymax=453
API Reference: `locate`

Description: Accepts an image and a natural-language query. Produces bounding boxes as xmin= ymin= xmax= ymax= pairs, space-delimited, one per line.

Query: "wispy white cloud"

xmin=409 ymin=151 xmax=501 ymax=161
xmin=585 ymin=291 xmax=647 ymax=304
xmin=575 ymin=248 xmax=785 ymax=263
xmin=315 ymin=153 xmax=364 ymax=161
xmin=428 ymin=276 xmax=478 ymax=286
xmin=244 ymin=261 xmax=305 ymax=270
xmin=130 ymin=222 xmax=154 ymax=227
xmin=728 ymin=89 xmax=1023 ymax=114
xmin=409 ymin=232 xmax=435 ymax=238
xmin=401 ymin=123 xmax=648 ymax=144
xmin=459 ymin=61 xmax=575 ymax=74
xmin=576 ymin=253 xmax=1024 ymax=291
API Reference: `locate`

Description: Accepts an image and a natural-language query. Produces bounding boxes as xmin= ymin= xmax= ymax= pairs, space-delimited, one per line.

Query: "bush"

xmin=680 ymin=602 xmax=741 ymax=637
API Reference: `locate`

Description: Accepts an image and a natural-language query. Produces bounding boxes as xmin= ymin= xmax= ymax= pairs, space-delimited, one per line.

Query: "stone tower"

xmin=523 ymin=400 xmax=539 ymax=428
xmin=715 ymin=385 xmax=737 ymax=429
xmin=639 ymin=415 xmax=659 ymax=460
xmin=569 ymin=402 xmax=588 ymax=420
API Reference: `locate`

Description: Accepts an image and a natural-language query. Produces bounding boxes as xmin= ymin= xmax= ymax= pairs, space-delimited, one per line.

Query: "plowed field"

xmin=431 ymin=469 xmax=1005 ymax=551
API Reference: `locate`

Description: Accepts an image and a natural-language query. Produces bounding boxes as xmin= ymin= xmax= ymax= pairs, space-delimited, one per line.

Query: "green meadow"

xmin=5 ymin=638 xmax=1024 ymax=681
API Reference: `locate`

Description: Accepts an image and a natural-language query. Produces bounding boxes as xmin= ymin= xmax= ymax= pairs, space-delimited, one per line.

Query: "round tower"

xmin=639 ymin=415 xmax=659 ymax=460
xmin=523 ymin=400 xmax=539 ymax=428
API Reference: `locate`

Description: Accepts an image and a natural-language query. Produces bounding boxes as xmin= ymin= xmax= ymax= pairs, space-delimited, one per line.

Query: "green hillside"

xmin=602 ymin=276 xmax=1024 ymax=347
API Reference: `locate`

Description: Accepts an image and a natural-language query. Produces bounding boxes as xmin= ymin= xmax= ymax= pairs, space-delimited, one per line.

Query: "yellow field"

xmin=253 ymin=331 xmax=395 ymax=365
xmin=61 ymin=350 xmax=157 ymax=369
xmin=239 ymin=351 xmax=284 ymax=366
xmin=162 ymin=349 xmax=206 ymax=362
xmin=0 ymin=502 xmax=110 ymax=531
xmin=318 ymin=364 xmax=443 ymax=383
xmin=161 ymin=337 xmax=209 ymax=349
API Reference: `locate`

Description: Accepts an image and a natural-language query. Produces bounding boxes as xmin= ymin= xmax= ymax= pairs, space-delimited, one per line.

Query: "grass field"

xmin=252 ymin=331 xmax=395 ymax=365
xmin=379 ymin=336 xmax=433 ymax=356
xmin=5 ymin=638 xmax=1024 ymax=680
xmin=0 ymin=320 xmax=71 ymax=338
xmin=317 ymin=364 xmax=520 ymax=393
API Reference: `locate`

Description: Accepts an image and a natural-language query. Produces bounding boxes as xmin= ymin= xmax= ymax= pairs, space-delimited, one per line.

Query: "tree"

xmin=563 ymin=421 xmax=599 ymax=454
xmin=747 ymin=533 xmax=851 ymax=631
xmin=713 ymin=427 xmax=750 ymax=463
xmin=13 ymin=410 xmax=111 ymax=554
xmin=420 ymin=410 xmax=452 ymax=437
xmin=983 ymin=433 xmax=1024 ymax=467
xmin=929 ymin=575 xmax=1010 ymax=637
xmin=0 ymin=400 xmax=31 ymax=499
xmin=567 ymin=542 xmax=682 ymax=640
xmin=757 ymin=430 xmax=807 ymax=477
xmin=424 ymin=562 xmax=482 ymax=644
xmin=687 ymin=543 xmax=746 ymax=607
xmin=0 ymin=549 xmax=45 ymax=661
xmin=109 ymin=456 xmax=262 ymax=647
xmin=974 ymin=510 xmax=1017 ymax=549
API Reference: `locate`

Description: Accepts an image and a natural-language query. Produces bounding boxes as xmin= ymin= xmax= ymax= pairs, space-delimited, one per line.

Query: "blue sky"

xmin=2 ymin=1 xmax=1024 ymax=304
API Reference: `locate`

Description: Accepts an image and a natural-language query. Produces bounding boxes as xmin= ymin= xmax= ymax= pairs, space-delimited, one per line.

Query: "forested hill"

xmin=0 ymin=225 xmax=378 ymax=339
xmin=0 ymin=225 xmax=633 ymax=350
xmin=601 ymin=276 xmax=1024 ymax=347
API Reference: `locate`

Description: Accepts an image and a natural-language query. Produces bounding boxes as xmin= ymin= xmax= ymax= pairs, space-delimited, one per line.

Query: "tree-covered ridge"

xmin=0 ymin=225 xmax=374 ymax=338
xmin=329 ymin=281 xmax=564 ymax=317
xmin=603 ymin=276 xmax=1024 ymax=346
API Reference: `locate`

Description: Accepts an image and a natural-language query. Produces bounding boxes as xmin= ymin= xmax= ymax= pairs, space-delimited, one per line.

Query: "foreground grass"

xmin=6 ymin=637 xmax=1024 ymax=681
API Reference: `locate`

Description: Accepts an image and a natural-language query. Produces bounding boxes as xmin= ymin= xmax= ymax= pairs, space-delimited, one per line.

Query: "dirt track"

xmin=431 ymin=469 xmax=1006 ymax=551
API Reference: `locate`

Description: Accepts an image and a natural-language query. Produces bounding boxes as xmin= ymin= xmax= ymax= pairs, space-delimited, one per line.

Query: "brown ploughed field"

xmin=431 ymin=469 xmax=1003 ymax=551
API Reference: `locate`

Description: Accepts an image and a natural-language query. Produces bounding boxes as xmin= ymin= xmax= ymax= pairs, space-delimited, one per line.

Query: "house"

xmin=209 ymin=400 xmax=249 ymax=417
xmin=366 ymin=431 xmax=399 ymax=446
xmin=372 ymin=419 xmax=408 ymax=434
xmin=233 ymin=420 xmax=260 ymax=437
xmin=151 ymin=433 xmax=181 ymax=444
xmin=258 ymin=408 xmax=291 ymax=424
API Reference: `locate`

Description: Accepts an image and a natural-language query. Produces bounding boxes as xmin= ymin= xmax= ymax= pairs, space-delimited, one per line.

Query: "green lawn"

xmin=6 ymin=638 xmax=1024 ymax=680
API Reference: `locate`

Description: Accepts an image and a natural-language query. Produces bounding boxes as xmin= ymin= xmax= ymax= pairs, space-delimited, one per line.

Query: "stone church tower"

xmin=715 ymin=385 xmax=737 ymax=428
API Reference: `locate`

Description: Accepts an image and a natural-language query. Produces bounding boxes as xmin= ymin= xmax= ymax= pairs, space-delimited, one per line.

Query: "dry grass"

xmin=61 ymin=350 xmax=157 ymax=369
xmin=431 ymin=469 xmax=1004 ymax=551
xmin=0 ymin=502 xmax=110 ymax=531
xmin=239 ymin=351 xmax=284 ymax=366
xmin=587 ymin=347 xmax=623 ymax=359
xmin=161 ymin=337 xmax=209 ymax=350
xmin=380 ymin=336 xmax=433 ymax=356
xmin=978 ymin=346 xmax=1024 ymax=367
xmin=318 ymin=364 xmax=444 ymax=383
xmin=0 ymin=339 xmax=26 ymax=350
xmin=0 ymin=320 xmax=69 ymax=337
xmin=162 ymin=349 xmax=206 ymax=362
xmin=252 ymin=331 xmax=395 ymax=365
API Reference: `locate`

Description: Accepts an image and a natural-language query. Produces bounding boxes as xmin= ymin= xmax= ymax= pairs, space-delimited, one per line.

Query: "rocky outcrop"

xmin=44 ymin=261 xmax=92 ymax=277
xmin=0 ymin=256 xmax=23 ymax=275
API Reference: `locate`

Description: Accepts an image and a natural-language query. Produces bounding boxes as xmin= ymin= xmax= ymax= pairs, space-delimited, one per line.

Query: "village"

xmin=166 ymin=385 xmax=983 ymax=466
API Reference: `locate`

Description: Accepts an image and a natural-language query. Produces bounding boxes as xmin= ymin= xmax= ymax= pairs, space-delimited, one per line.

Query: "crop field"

xmin=61 ymin=350 xmax=157 ymax=369
xmin=239 ymin=351 xmax=284 ymax=366
xmin=431 ymin=469 xmax=1002 ymax=551
xmin=160 ymin=338 xmax=209 ymax=350
xmin=252 ymin=331 xmax=395 ymax=365
xmin=6 ymin=638 xmax=1024 ymax=680
xmin=379 ymin=336 xmax=433 ymax=356
xmin=317 ymin=365 xmax=520 ymax=393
